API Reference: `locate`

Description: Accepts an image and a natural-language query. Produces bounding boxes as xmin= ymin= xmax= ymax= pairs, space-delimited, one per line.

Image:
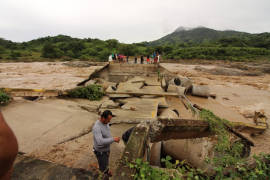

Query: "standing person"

xmin=0 ymin=111 xmax=18 ymax=180
xmin=134 ymin=56 xmax=137 ymax=64
xmin=126 ymin=56 xmax=129 ymax=63
xmin=147 ymin=55 xmax=150 ymax=64
xmin=108 ymin=54 xmax=113 ymax=62
xmin=93 ymin=110 xmax=120 ymax=177
xmin=140 ymin=56 xmax=144 ymax=64
xmin=154 ymin=56 xmax=158 ymax=64
xmin=157 ymin=54 xmax=160 ymax=63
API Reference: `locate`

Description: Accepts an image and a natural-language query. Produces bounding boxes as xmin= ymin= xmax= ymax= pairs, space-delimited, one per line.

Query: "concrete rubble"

xmin=0 ymin=62 xmax=268 ymax=179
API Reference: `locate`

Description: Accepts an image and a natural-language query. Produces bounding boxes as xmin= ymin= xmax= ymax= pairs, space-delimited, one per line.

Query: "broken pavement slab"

xmin=108 ymin=94 xmax=132 ymax=99
xmin=100 ymin=98 xmax=160 ymax=123
xmin=100 ymin=99 xmax=119 ymax=109
xmin=113 ymin=123 xmax=150 ymax=180
xmin=2 ymin=99 xmax=98 ymax=154
xmin=116 ymin=82 xmax=145 ymax=92
xmin=12 ymin=154 xmax=98 ymax=180
xmin=126 ymin=77 xmax=146 ymax=83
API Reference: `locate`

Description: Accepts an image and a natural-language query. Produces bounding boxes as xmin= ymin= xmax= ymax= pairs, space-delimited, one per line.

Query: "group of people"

xmin=108 ymin=53 xmax=160 ymax=64
xmin=108 ymin=53 xmax=126 ymax=62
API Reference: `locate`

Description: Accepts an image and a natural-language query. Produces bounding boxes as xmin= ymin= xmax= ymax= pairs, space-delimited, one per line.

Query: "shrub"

xmin=0 ymin=89 xmax=11 ymax=104
xmin=67 ymin=84 xmax=104 ymax=100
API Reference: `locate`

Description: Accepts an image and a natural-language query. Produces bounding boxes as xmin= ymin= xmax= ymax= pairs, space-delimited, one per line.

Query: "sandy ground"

xmin=1 ymin=61 xmax=270 ymax=172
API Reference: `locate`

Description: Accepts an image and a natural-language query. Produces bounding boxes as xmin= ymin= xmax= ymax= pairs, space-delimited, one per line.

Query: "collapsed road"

xmin=0 ymin=61 xmax=269 ymax=179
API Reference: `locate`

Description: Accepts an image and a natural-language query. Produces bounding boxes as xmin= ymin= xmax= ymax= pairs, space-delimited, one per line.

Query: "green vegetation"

xmin=0 ymin=27 xmax=270 ymax=62
xmin=0 ymin=89 xmax=11 ymax=105
xmin=199 ymin=109 xmax=244 ymax=178
xmin=129 ymin=156 xmax=205 ymax=179
xmin=131 ymin=154 xmax=270 ymax=180
xmin=67 ymin=84 xmax=104 ymax=100
xmin=129 ymin=109 xmax=270 ymax=179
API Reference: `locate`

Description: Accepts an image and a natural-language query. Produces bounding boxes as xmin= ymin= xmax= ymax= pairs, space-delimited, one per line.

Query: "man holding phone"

xmin=93 ymin=110 xmax=120 ymax=177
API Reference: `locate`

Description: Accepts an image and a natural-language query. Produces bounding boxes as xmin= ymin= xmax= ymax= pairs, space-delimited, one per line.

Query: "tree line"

xmin=0 ymin=33 xmax=270 ymax=62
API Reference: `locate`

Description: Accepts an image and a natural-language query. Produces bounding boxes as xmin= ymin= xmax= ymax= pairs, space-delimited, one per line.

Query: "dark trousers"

xmin=94 ymin=150 xmax=110 ymax=173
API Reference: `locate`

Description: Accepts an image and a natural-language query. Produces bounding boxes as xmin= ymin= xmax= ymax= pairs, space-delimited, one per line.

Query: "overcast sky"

xmin=1 ymin=0 xmax=269 ymax=43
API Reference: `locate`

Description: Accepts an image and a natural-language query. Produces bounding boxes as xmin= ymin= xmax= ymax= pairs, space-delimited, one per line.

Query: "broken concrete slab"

xmin=141 ymin=95 xmax=159 ymax=98
xmin=155 ymin=97 xmax=169 ymax=108
xmin=113 ymin=123 xmax=150 ymax=180
xmin=106 ymin=85 xmax=116 ymax=92
xmin=100 ymin=98 xmax=159 ymax=123
xmin=94 ymin=78 xmax=116 ymax=90
xmin=120 ymin=98 xmax=159 ymax=117
xmin=116 ymin=82 xmax=144 ymax=92
xmin=100 ymin=100 xmax=119 ymax=109
xmin=2 ymin=100 xmax=98 ymax=154
xmin=109 ymin=124 xmax=136 ymax=172
xmin=142 ymin=85 xmax=177 ymax=94
xmin=126 ymin=77 xmax=145 ymax=83
xmin=165 ymin=96 xmax=198 ymax=119
xmin=150 ymin=142 xmax=162 ymax=167
xmin=102 ymin=108 xmax=157 ymax=124
xmin=12 ymin=154 xmax=98 ymax=180
xmin=85 ymin=79 xmax=97 ymax=86
xmin=108 ymin=94 xmax=132 ymax=98
xmin=126 ymin=96 xmax=168 ymax=108
xmin=107 ymin=85 xmax=179 ymax=97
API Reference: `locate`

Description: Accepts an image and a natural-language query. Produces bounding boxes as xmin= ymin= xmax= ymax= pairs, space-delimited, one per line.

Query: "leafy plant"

xmin=67 ymin=84 xmax=104 ymax=100
xmin=0 ymin=89 xmax=11 ymax=104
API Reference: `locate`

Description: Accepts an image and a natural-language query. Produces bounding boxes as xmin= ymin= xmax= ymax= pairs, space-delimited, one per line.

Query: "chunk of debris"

xmin=191 ymin=85 xmax=210 ymax=98
xmin=108 ymin=94 xmax=132 ymax=99
xmin=85 ymin=80 xmax=96 ymax=86
xmin=159 ymin=108 xmax=179 ymax=119
xmin=101 ymin=100 xmax=119 ymax=109
xmin=126 ymin=77 xmax=145 ymax=84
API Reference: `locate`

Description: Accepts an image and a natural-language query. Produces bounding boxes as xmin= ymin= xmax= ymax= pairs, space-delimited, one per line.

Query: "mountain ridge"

xmin=150 ymin=26 xmax=251 ymax=45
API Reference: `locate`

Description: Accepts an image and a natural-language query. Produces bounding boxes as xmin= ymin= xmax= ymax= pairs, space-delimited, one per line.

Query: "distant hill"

xmin=150 ymin=26 xmax=250 ymax=45
xmin=0 ymin=27 xmax=270 ymax=62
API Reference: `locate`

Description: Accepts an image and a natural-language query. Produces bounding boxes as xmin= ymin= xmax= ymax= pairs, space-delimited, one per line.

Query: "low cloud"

xmin=0 ymin=0 xmax=269 ymax=43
